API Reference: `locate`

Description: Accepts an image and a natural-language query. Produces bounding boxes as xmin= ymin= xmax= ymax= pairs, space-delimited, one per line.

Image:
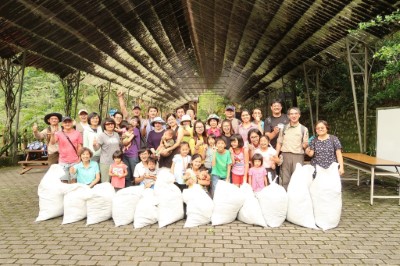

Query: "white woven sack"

xmin=62 ymin=184 xmax=91 ymax=224
xmin=154 ymin=182 xmax=184 ymax=228
xmin=286 ymin=163 xmax=317 ymax=229
xmin=310 ymin=163 xmax=342 ymax=230
xmin=86 ymin=183 xmax=115 ymax=225
xmin=182 ymin=184 xmax=213 ymax=228
xmin=156 ymin=167 xmax=175 ymax=184
xmin=112 ymin=186 xmax=144 ymax=226
xmin=36 ymin=164 xmax=72 ymax=221
xmin=256 ymin=176 xmax=288 ymax=227
xmin=237 ymin=183 xmax=266 ymax=227
xmin=133 ymin=189 xmax=158 ymax=229
xmin=211 ymin=181 xmax=245 ymax=226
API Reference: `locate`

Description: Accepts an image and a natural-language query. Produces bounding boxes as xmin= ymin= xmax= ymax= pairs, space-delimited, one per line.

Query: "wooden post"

xmin=13 ymin=51 xmax=26 ymax=162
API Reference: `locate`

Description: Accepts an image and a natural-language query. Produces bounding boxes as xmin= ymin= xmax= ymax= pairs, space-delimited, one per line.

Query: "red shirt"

xmin=55 ymin=130 xmax=82 ymax=163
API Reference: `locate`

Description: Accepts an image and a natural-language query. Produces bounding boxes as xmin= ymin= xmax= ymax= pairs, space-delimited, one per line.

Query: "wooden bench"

xmin=343 ymin=153 xmax=400 ymax=205
xmin=18 ymin=150 xmax=49 ymax=175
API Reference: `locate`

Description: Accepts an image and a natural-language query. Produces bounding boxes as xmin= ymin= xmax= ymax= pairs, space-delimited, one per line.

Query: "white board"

xmin=376 ymin=107 xmax=400 ymax=172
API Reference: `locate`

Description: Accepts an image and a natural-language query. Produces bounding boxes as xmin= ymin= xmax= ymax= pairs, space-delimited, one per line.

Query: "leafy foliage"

xmin=359 ymin=10 xmax=400 ymax=104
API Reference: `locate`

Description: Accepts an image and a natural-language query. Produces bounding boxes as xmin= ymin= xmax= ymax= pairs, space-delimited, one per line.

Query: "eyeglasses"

xmin=105 ymin=123 xmax=114 ymax=126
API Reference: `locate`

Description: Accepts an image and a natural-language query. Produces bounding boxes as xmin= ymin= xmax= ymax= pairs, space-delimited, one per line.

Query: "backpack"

xmin=282 ymin=124 xmax=307 ymax=140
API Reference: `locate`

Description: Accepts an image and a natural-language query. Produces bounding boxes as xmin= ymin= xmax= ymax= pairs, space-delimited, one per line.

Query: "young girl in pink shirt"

xmin=109 ymin=150 xmax=128 ymax=190
xmin=248 ymin=153 xmax=268 ymax=192
xmin=229 ymin=134 xmax=249 ymax=186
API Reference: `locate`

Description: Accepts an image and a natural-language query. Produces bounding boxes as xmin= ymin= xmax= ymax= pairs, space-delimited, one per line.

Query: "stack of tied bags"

xmin=36 ymin=163 xmax=341 ymax=230
xmin=286 ymin=163 xmax=342 ymax=230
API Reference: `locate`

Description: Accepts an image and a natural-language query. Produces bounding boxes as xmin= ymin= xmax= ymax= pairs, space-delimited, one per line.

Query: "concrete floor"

xmin=1 ymin=166 xmax=399 ymax=265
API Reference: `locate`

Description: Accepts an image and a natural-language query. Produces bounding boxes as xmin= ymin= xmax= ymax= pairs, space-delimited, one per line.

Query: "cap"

xmin=132 ymin=105 xmax=141 ymax=110
xmin=180 ymin=114 xmax=191 ymax=125
xmin=44 ymin=112 xmax=62 ymax=125
xmin=62 ymin=116 xmax=73 ymax=122
xmin=108 ymin=108 xmax=118 ymax=116
xmin=78 ymin=109 xmax=88 ymax=115
xmin=225 ymin=105 xmax=235 ymax=111
xmin=150 ymin=117 xmax=166 ymax=127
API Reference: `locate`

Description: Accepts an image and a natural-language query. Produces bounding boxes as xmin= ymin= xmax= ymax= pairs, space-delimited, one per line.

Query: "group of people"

xmin=32 ymin=92 xmax=345 ymax=196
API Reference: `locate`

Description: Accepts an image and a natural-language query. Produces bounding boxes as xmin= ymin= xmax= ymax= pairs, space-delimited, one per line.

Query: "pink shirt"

xmin=110 ymin=163 xmax=128 ymax=188
xmin=207 ymin=127 xmax=221 ymax=137
xmin=249 ymin=167 xmax=267 ymax=192
xmin=232 ymin=148 xmax=245 ymax=175
xmin=237 ymin=123 xmax=258 ymax=145
xmin=55 ymin=130 xmax=82 ymax=164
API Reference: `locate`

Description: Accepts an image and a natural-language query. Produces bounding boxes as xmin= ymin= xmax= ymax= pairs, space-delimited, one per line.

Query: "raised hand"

xmin=32 ymin=123 xmax=38 ymax=133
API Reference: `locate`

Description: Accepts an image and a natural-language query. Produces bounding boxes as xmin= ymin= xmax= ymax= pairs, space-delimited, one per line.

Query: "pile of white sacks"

xmin=36 ymin=163 xmax=342 ymax=230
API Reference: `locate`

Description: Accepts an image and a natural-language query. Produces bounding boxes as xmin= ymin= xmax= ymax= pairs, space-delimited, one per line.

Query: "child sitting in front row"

xmin=109 ymin=150 xmax=128 ymax=191
xmin=248 ymin=153 xmax=268 ymax=193
xmin=198 ymin=166 xmax=211 ymax=196
xmin=183 ymin=154 xmax=211 ymax=197
xmin=141 ymin=157 xmax=158 ymax=189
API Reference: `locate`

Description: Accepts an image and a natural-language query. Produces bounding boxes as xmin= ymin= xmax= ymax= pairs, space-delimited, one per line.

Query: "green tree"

xmin=359 ymin=10 xmax=400 ymax=104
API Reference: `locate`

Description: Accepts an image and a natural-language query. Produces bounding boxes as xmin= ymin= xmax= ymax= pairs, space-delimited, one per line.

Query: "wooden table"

xmin=343 ymin=153 xmax=400 ymax=205
xmin=18 ymin=150 xmax=49 ymax=175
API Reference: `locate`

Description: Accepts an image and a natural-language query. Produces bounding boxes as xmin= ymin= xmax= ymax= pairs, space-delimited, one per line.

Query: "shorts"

xmin=58 ymin=162 xmax=77 ymax=181
xmin=231 ymin=173 xmax=244 ymax=185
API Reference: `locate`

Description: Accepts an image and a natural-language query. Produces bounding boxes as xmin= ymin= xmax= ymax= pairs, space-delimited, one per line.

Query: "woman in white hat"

xmin=179 ymin=114 xmax=194 ymax=145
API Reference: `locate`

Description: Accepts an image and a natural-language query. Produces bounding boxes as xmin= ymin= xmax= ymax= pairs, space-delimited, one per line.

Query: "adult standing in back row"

xmin=264 ymin=99 xmax=289 ymax=180
xmin=276 ymin=107 xmax=309 ymax=190
xmin=93 ymin=118 xmax=121 ymax=183
xmin=264 ymin=99 xmax=289 ymax=149
xmin=32 ymin=112 xmax=63 ymax=165
xmin=50 ymin=116 xmax=83 ymax=183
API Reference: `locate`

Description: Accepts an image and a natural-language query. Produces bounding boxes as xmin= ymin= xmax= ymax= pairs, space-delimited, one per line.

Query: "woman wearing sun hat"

xmin=179 ymin=115 xmax=194 ymax=145
xmin=147 ymin=117 xmax=166 ymax=152
xmin=206 ymin=114 xmax=222 ymax=137
xmin=32 ymin=112 xmax=63 ymax=165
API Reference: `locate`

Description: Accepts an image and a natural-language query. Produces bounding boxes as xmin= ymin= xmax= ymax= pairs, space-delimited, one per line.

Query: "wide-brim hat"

xmin=44 ymin=112 xmax=62 ymax=125
xmin=150 ymin=117 xmax=166 ymax=127
xmin=207 ymin=114 xmax=220 ymax=125
xmin=180 ymin=114 xmax=191 ymax=125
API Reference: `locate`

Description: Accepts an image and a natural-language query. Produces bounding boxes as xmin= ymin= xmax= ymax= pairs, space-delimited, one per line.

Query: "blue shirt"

xmin=73 ymin=161 xmax=100 ymax=185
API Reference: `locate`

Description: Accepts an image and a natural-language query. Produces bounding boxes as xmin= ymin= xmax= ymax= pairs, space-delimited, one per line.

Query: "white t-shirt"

xmin=172 ymin=154 xmax=191 ymax=185
xmin=254 ymin=147 xmax=277 ymax=168
xmin=133 ymin=162 xmax=147 ymax=178
xmin=133 ymin=161 xmax=159 ymax=179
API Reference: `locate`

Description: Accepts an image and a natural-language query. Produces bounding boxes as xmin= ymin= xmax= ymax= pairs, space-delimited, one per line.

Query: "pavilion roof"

xmin=0 ymin=0 xmax=398 ymax=107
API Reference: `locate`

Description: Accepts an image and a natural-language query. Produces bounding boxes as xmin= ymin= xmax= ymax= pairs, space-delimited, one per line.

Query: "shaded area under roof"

xmin=0 ymin=0 xmax=398 ymax=107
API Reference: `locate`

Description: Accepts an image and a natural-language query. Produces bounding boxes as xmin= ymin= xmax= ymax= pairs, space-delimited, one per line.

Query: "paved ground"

xmin=0 ymin=166 xmax=399 ymax=266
